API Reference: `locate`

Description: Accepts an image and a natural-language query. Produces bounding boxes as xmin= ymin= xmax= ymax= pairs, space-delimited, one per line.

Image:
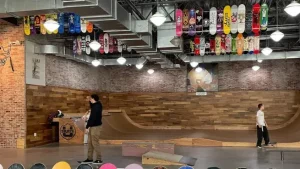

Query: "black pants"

xmin=256 ymin=125 xmax=270 ymax=146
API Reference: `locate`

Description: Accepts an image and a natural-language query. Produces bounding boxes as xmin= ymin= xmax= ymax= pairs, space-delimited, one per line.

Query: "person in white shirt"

xmin=256 ymin=103 xmax=270 ymax=148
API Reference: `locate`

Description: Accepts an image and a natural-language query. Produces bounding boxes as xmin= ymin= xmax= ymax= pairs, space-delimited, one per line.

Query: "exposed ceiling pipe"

xmin=123 ymin=0 xmax=145 ymax=20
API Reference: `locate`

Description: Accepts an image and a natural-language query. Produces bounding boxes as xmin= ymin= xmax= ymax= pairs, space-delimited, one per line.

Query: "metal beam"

xmin=161 ymin=6 xmax=174 ymax=21
xmin=123 ymin=0 xmax=146 ymax=20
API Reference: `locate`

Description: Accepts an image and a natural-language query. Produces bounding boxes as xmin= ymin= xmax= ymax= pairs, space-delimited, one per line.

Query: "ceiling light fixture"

xmin=284 ymin=1 xmax=300 ymax=17
xmin=190 ymin=61 xmax=198 ymax=68
xmin=92 ymin=59 xmax=100 ymax=67
xmin=89 ymin=40 xmax=101 ymax=51
xmin=136 ymin=64 xmax=143 ymax=69
xmin=271 ymin=0 xmax=284 ymax=42
xmin=261 ymin=47 xmax=273 ymax=56
xmin=150 ymin=0 xmax=166 ymax=26
xmin=148 ymin=69 xmax=154 ymax=74
xmin=252 ymin=65 xmax=260 ymax=71
xmin=257 ymin=60 xmax=263 ymax=63
xmin=44 ymin=19 xmax=59 ymax=32
xmin=195 ymin=67 xmax=203 ymax=73
xmin=117 ymin=46 xmax=126 ymax=65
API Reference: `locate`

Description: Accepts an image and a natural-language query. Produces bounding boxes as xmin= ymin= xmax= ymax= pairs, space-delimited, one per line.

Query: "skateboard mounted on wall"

xmin=238 ymin=4 xmax=246 ymax=33
xmin=231 ymin=5 xmax=238 ymax=34
xmin=223 ymin=5 xmax=231 ymax=34
xmin=209 ymin=7 xmax=217 ymax=35
xmin=188 ymin=9 xmax=196 ymax=36
xmin=175 ymin=9 xmax=183 ymax=37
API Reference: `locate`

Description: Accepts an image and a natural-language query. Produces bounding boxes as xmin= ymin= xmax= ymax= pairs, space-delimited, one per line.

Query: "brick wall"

xmin=0 ymin=21 xmax=26 ymax=148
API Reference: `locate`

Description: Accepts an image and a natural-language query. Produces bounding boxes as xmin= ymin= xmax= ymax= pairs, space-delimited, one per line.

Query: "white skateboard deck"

xmin=238 ymin=4 xmax=246 ymax=33
xmin=80 ymin=19 xmax=87 ymax=33
xmin=248 ymin=35 xmax=254 ymax=54
xmin=76 ymin=36 xmax=82 ymax=55
xmin=225 ymin=34 xmax=232 ymax=53
xmin=209 ymin=7 xmax=217 ymax=35
xmin=117 ymin=40 xmax=122 ymax=53
xmin=86 ymin=35 xmax=91 ymax=55
xmin=254 ymin=35 xmax=260 ymax=54
xmin=231 ymin=5 xmax=238 ymax=34
xmin=200 ymin=36 xmax=205 ymax=56
xmin=243 ymin=36 xmax=249 ymax=52
xmin=104 ymin=33 xmax=109 ymax=54
xmin=81 ymin=36 xmax=86 ymax=52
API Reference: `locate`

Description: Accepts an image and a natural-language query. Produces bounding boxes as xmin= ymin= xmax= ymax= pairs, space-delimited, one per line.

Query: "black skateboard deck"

xmin=30 ymin=163 xmax=47 ymax=169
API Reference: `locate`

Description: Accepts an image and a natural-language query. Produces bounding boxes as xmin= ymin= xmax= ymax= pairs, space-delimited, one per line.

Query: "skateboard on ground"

xmin=231 ymin=5 xmax=238 ymax=34
xmin=210 ymin=36 xmax=216 ymax=54
xmin=34 ymin=15 xmax=41 ymax=34
xmin=237 ymin=33 xmax=244 ymax=55
xmin=196 ymin=8 xmax=203 ymax=32
xmin=81 ymin=18 xmax=87 ymax=33
xmin=104 ymin=33 xmax=109 ymax=54
xmin=194 ymin=36 xmax=200 ymax=55
xmin=176 ymin=9 xmax=183 ymax=37
xmin=75 ymin=14 xmax=81 ymax=33
xmin=231 ymin=34 xmax=237 ymax=54
xmin=238 ymin=4 xmax=246 ymax=33
xmin=215 ymin=34 xmax=221 ymax=55
xmin=73 ymin=37 xmax=77 ymax=55
xmin=52 ymin=13 xmax=58 ymax=34
xmin=69 ymin=13 xmax=75 ymax=34
xmin=217 ymin=8 xmax=223 ymax=34
xmin=81 ymin=36 xmax=86 ymax=54
xmin=254 ymin=35 xmax=260 ymax=54
xmin=29 ymin=15 xmax=36 ymax=34
xmin=209 ymin=7 xmax=217 ymax=35
xmin=86 ymin=35 xmax=91 ymax=55
xmin=24 ymin=16 xmax=30 ymax=35
xmin=109 ymin=36 xmax=114 ymax=53
xmin=225 ymin=34 xmax=232 ymax=53
xmin=188 ymin=9 xmax=196 ymax=36
xmin=77 ymin=36 xmax=82 ymax=55
xmin=30 ymin=163 xmax=46 ymax=169
xmin=58 ymin=13 xmax=64 ymax=34
xmin=8 ymin=163 xmax=25 ymax=169
xmin=223 ymin=5 xmax=231 ymax=34
xmin=99 ymin=33 xmax=104 ymax=54
xmin=260 ymin=3 xmax=268 ymax=31
xmin=221 ymin=33 xmax=226 ymax=54
xmin=248 ymin=35 xmax=254 ymax=54
xmin=40 ymin=15 xmax=46 ymax=35
xmin=200 ymin=36 xmax=205 ymax=56
xmin=183 ymin=9 xmax=189 ymax=32
xmin=252 ymin=3 xmax=261 ymax=35
xmin=243 ymin=33 xmax=249 ymax=54
xmin=87 ymin=21 xmax=93 ymax=33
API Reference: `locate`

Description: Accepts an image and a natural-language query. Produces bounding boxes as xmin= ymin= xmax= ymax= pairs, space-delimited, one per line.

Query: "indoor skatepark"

xmin=1 ymin=0 xmax=300 ymax=169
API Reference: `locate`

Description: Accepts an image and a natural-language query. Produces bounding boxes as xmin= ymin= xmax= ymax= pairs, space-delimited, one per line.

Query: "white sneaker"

xmin=257 ymin=146 xmax=262 ymax=149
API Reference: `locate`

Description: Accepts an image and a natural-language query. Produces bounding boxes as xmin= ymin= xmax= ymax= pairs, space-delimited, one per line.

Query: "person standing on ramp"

xmin=81 ymin=94 xmax=103 ymax=164
xmin=256 ymin=103 xmax=270 ymax=148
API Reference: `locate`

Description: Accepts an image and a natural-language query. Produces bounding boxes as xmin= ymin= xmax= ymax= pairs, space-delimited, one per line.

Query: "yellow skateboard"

xmin=40 ymin=15 xmax=46 ymax=35
xmin=223 ymin=5 xmax=231 ymax=34
xmin=52 ymin=13 xmax=58 ymax=34
xmin=24 ymin=16 xmax=30 ymax=35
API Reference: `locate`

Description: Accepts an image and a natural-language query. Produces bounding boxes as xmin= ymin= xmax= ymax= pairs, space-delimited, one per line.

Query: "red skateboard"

xmin=194 ymin=36 xmax=200 ymax=55
xmin=99 ymin=33 xmax=104 ymax=54
xmin=210 ymin=37 xmax=216 ymax=54
xmin=252 ymin=3 xmax=261 ymax=35
xmin=221 ymin=33 xmax=226 ymax=54
xmin=109 ymin=36 xmax=114 ymax=53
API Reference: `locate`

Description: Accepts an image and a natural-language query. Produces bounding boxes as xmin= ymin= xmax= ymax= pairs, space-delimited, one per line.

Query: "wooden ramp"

xmin=142 ymin=151 xmax=197 ymax=166
xmin=122 ymin=142 xmax=174 ymax=157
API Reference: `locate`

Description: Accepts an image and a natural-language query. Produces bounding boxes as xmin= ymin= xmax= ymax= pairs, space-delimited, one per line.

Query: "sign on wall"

xmin=25 ymin=41 xmax=46 ymax=86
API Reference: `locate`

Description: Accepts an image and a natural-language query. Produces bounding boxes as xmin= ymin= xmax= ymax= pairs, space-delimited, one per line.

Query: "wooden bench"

xmin=122 ymin=142 xmax=174 ymax=157
xmin=265 ymin=148 xmax=300 ymax=162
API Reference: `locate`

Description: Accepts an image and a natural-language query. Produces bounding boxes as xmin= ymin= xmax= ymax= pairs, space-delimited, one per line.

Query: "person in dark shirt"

xmin=81 ymin=94 xmax=103 ymax=164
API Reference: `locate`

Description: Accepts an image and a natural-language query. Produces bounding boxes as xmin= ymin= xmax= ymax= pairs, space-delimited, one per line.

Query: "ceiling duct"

xmin=157 ymin=22 xmax=183 ymax=53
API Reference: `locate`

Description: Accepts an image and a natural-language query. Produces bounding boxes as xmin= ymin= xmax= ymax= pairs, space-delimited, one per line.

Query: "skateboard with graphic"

xmin=81 ymin=18 xmax=87 ymax=33
xmin=203 ymin=6 xmax=210 ymax=31
xmin=63 ymin=13 xmax=69 ymax=33
xmin=248 ymin=35 xmax=254 ymax=54
xmin=24 ymin=16 xmax=30 ymax=35
xmin=243 ymin=33 xmax=249 ymax=54
xmin=254 ymin=35 xmax=260 ymax=54
xmin=200 ymin=36 xmax=205 ymax=56
xmin=205 ymin=37 xmax=210 ymax=54
xmin=221 ymin=33 xmax=226 ymax=54
xmin=183 ymin=9 xmax=189 ymax=32
xmin=209 ymin=7 xmax=217 ymax=35
xmin=246 ymin=10 xmax=253 ymax=34
xmin=34 ymin=15 xmax=41 ymax=34
xmin=252 ymin=3 xmax=260 ymax=35
xmin=223 ymin=5 xmax=231 ymax=34
xmin=86 ymin=35 xmax=91 ymax=55
xmin=29 ymin=15 xmax=36 ymax=34
xmin=210 ymin=36 xmax=216 ymax=54
xmin=190 ymin=40 xmax=194 ymax=53
xmin=113 ymin=38 xmax=118 ymax=52
xmin=260 ymin=3 xmax=268 ymax=31
xmin=99 ymin=33 xmax=104 ymax=54
xmin=104 ymin=33 xmax=109 ymax=54
xmin=52 ymin=13 xmax=58 ymax=34
xmin=194 ymin=36 xmax=200 ymax=55
xmin=238 ymin=4 xmax=246 ymax=33
xmin=73 ymin=37 xmax=77 ymax=55
xmin=217 ymin=8 xmax=223 ymax=34
xmin=215 ymin=35 xmax=221 ymax=55
xmin=196 ymin=8 xmax=203 ymax=32
xmin=231 ymin=5 xmax=238 ymax=34
xmin=40 ymin=15 xmax=46 ymax=35
xmin=75 ymin=14 xmax=81 ymax=33
xmin=69 ymin=13 xmax=75 ymax=34
xmin=118 ymin=40 xmax=122 ymax=52
xmin=58 ymin=13 xmax=64 ymax=34
xmin=188 ymin=9 xmax=196 ymax=36
xmin=237 ymin=33 xmax=244 ymax=55
xmin=225 ymin=34 xmax=232 ymax=53
xmin=231 ymin=34 xmax=237 ymax=54
xmin=45 ymin=14 xmax=53 ymax=34
xmin=109 ymin=36 xmax=114 ymax=53
xmin=30 ymin=163 xmax=46 ymax=169
xmin=176 ymin=9 xmax=183 ymax=37
xmin=87 ymin=21 xmax=93 ymax=33
xmin=77 ymin=36 xmax=82 ymax=55
xmin=81 ymin=36 xmax=86 ymax=54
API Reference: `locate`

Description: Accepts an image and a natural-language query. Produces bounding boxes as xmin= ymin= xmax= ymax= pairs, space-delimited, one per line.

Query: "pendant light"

xmin=90 ymin=30 xmax=101 ymax=51
xmin=92 ymin=53 xmax=100 ymax=67
xmin=252 ymin=65 xmax=260 ymax=71
xmin=150 ymin=0 xmax=166 ymax=26
xmin=44 ymin=19 xmax=59 ymax=32
xmin=270 ymin=0 xmax=284 ymax=42
xmin=148 ymin=69 xmax=154 ymax=74
xmin=117 ymin=48 xmax=126 ymax=65
xmin=262 ymin=33 xmax=273 ymax=56
xmin=136 ymin=64 xmax=143 ymax=69
xmin=190 ymin=61 xmax=198 ymax=68
xmin=195 ymin=67 xmax=203 ymax=73
xmin=284 ymin=1 xmax=300 ymax=17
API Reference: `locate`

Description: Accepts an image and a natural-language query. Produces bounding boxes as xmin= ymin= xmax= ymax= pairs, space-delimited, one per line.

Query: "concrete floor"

xmin=0 ymin=144 xmax=300 ymax=169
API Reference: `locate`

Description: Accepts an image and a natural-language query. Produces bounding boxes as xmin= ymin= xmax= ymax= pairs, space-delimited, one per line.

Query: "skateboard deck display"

xmin=104 ymin=33 xmax=109 ymax=54
xmin=40 ymin=15 xmax=46 ymax=35
xmin=238 ymin=4 xmax=246 ymax=33
xmin=81 ymin=18 xmax=87 ymax=33
xmin=86 ymin=35 xmax=91 ymax=55
xmin=260 ymin=3 xmax=268 ymax=31
xmin=34 ymin=15 xmax=41 ymax=34
xmin=29 ymin=15 xmax=36 ymax=35
xmin=254 ymin=35 xmax=260 ymax=54
xmin=69 ymin=13 xmax=75 ymax=34
xmin=231 ymin=34 xmax=237 ymax=54
xmin=205 ymin=38 xmax=210 ymax=54
xmin=81 ymin=36 xmax=86 ymax=53
xmin=188 ymin=9 xmax=196 ymax=36
xmin=210 ymin=36 xmax=216 ymax=54
xmin=200 ymin=36 xmax=205 ymax=56
xmin=118 ymin=40 xmax=122 ymax=52
xmin=75 ymin=14 xmax=81 ymax=33
xmin=30 ymin=163 xmax=46 ymax=169
xmin=203 ymin=6 xmax=210 ymax=31
xmin=99 ymin=33 xmax=104 ymax=54
xmin=8 ymin=163 xmax=25 ymax=169
xmin=73 ymin=38 xmax=77 ymax=55
xmin=225 ymin=34 xmax=232 ymax=53
xmin=252 ymin=3 xmax=261 ymax=35
xmin=113 ymin=38 xmax=118 ymax=52
xmin=76 ymin=164 xmax=93 ymax=169
xmin=46 ymin=14 xmax=53 ymax=34
xmin=215 ymin=35 xmax=221 ymax=55
xmin=246 ymin=10 xmax=253 ymax=34
xmin=221 ymin=33 xmax=226 ymax=54
xmin=189 ymin=40 xmax=194 ymax=53
xmin=58 ymin=13 xmax=64 ymax=34
xmin=209 ymin=7 xmax=217 ymax=35
xmin=223 ymin=5 xmax=231 ymax=34
xmin=77 ymin=36 xmax=82 ymax=55
xmin=217 ymin=8 xmax=223 ymax=34
xmin=194 ymin=36 xmax=200 ymax=55
xmin=175 ymin=9 xmax=183 ymax=37
xmin=183 ymin=9 xmax=189 ymax=32
xmin=52 ymin=14 xmax=58 ymax=34
xmin=196 ymin=8 xmax=203 ymax=32
xmin=24 ymin=16 xmax=30 ymax=35
xmin=231 ymin=5 xmax=238 ymax=34
xmin=109 ymin=36 xmax=114 ymax=53
xmin=243 ymin=34 xmax=249 ymax=54
xmin=248 ymin=35 xmax=254 ymax=54
xmin=53 ymin=161 xmax=71 ymax=169
xmin=87 ymin=21 xmax=93 ymax=33
xmin=237 ymin=33 xmax=244 ymax=55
